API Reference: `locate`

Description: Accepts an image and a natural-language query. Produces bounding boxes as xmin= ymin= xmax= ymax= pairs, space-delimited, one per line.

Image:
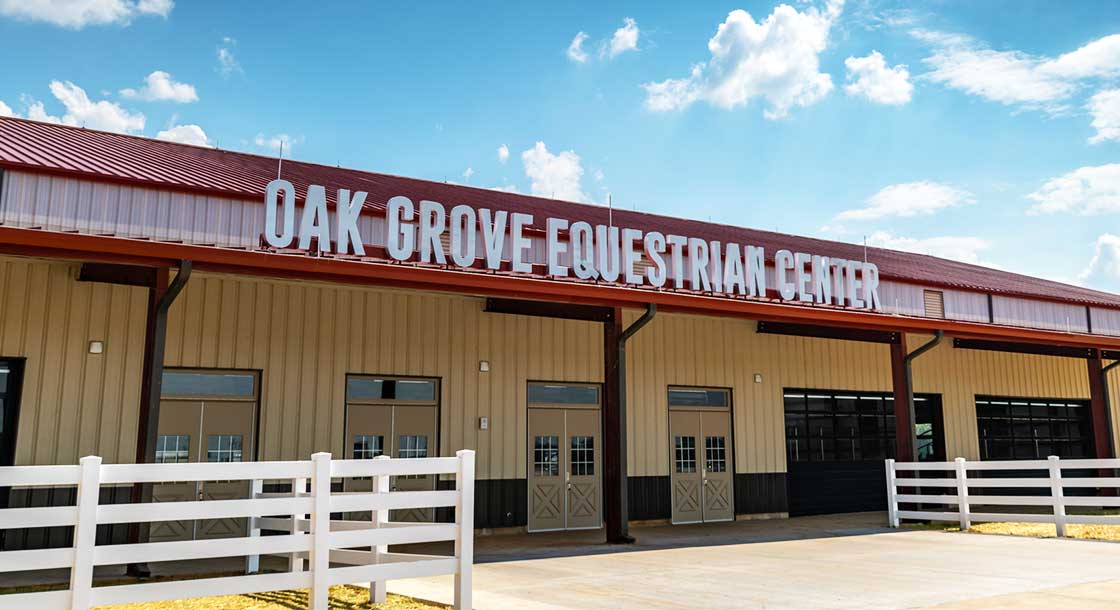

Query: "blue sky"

xmin=1 ymin=0 xmax=1119 ymax=292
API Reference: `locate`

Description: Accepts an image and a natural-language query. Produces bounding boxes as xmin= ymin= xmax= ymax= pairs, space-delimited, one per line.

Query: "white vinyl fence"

xmin=0 ymin=450 xmax=475 ymax=610
xmin=886 ymin=456 xmax=1120 ymax=535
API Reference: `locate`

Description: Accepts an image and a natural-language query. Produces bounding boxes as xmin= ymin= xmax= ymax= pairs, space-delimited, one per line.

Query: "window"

xmin=923 ymin=290 xmax=945 ymax=319
xmin=534 ymin=435 xmax=559 ymax=476
xmin=674 ymin=436 xmax=697 ymax=473
xmin=347 ymin=377 xmax=437 ymax=402
xmin=570 ymin=436 xmax=594 ymax=476
xmin=705 ymin=436 xmax=726 ymax=473
xmin=668 ymin=387 xmax=729 ymax=408
xmin=528 ymin=383 xmax=600 ymax=406
xmin=785 ymin=390 xmax=898 ymax=462
xmin=353 ymin=435 xmax=384 ymax=460
xmin=206 ymin=434 xmax=243 ymax=462
xmin=976 ymin=397 xmax=1093 ymax=460
xmin=398 ymin=435 xmax=429 ymax=459
xmin=155 ymin=435 xmax=190 ymax=463
xmin=162 ymin=371 xmax=256 ymax=398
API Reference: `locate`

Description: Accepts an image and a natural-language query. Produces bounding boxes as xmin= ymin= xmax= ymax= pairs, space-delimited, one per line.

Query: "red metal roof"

xmin=1 ymin=115 xmax=1117 ymax=309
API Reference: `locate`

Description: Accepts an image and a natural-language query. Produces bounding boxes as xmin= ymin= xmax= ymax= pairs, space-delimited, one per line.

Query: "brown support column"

xmin=602 ymin=308 xmax=626 ymax=543
xmin=1087 ymin=352 xmax=1115 ymax=459
xmin=890 ymin=334 xmax=915 ymax=462
xmin=133 ymin=267 xmax=169 ymax=469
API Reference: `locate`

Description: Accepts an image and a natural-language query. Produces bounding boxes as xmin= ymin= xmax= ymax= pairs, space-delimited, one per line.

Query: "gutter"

xmin=611 ymin=303 xmax=656 ymax=543
xmin=904 ymin=331 xmax=944 ymax=461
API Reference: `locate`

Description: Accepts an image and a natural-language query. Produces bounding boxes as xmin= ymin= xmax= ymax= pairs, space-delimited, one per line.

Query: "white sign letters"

xmin=263 ymin=179 xmax=882 ymax=310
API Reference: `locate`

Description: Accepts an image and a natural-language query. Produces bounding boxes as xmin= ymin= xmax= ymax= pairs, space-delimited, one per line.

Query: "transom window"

xmin=668 ymin=387 xmax=730 ymax=408
xmin=534 ymin=435 xmax=559 ymax=476
xmin=570 ymin=436 xmax=594 ymax=476
xmin=976 ymin=397 xmax=1093 ymax=460
xmin=162 ymin=371 xmax=256 ymax=399
xmin=674 ymin=436 xmax=697 ymax=473
xmin=206 ymin=434 xmax=243 ymax=463
xmin=347 ymin=377 xmax=438 ymax=402
xmin=155 ymin=434 xmax=190 ymax=463
xmin=353 ymin=435 xmax=384 ymax=460
xmin=528 ymin=383 xmax=600 ymax=407
xmin=705 ymin=436 xmax=726 ymax=473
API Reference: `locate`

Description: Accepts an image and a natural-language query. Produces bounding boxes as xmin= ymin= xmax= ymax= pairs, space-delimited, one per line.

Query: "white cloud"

xmin=217 ymin=37 xmax=241 ymax=77
xmin=1027 ymin=164 xmax=1120 ymax=215
xmin=592 ymin=168 xmax=604 ymax=182
xmin=567 ymin=31 xmax=589 ymax=63
xmin=606 ymin=17 xmax=639 ymax=58
xmin=838 ymin=181 xmax=975 ymax=220
xmin=0 ymin=0 xmax=172 ymax=29
xmin=643 ymin=1 xmax=842 ymax=119
xmin=1088 ymin=89 xmax=1120 ymax=144
xmin=497 ymin=144 xmax=509 ymax=163
xmin=119 ymin=70 xmax=198 ymax=103
xmin=1079 ymin=233 xmax=1120 ymax=292
xmin=0 ymin=100 xmax=12 ymax=117
xmin=27 ymin=80 xmax=145 ymax=133
xmin=462 ymin=167 xmax=474 ymax=179
xmin=521 ymin=141 xmax=586 ymax=202
xmin=156 ymin=123 xmax=210 ymax=146
xmin=844 ymin=51 xmax=912 ymax=105
xmin=866 ymin=231 xmax=995 ymax=267
xmin=254 ymin=133 xmax=300 ymax=154
xmin=915 ymin=30 xmax=1120 ymax=112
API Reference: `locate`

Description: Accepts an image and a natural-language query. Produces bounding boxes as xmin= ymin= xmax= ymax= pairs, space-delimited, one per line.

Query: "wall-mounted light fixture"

xmin=479 ymin=360 xmax=490 ymax=372
xmin=753 ymin=373 xmax=763 ymax=384
xmin=88 ymin=340 xmax=105 ymax=354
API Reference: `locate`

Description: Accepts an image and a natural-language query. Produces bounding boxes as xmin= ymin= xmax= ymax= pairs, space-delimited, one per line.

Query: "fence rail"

xmin=886 ymin=456 xmax=1120 ymax=535
xmin=0 ymin=451 xmax=475 ymax=610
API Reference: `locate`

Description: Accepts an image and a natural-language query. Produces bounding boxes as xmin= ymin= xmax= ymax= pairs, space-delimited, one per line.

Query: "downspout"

xmin=128 ymin=260 xmax=191 ymax=576
xmin=903 ymin=330 xmax=943 ymax=461
xmin=612 ymin=303 xmax=656 ymax=543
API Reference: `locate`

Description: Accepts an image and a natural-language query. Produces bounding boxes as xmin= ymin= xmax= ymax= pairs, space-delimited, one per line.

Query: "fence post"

xmin=290 ymin=477 xmax=307 ymax=572
xmin=454 ymin=450 xmax=475 ymax=610
xmin=245 ymin=478 xmax=264 ymax=574
xmin=370 ymin=455 xmax=390 ymax=604
xmin=1048 ymin=455 xmax=1067 ymax=537
xmin=954 ymin=457 xmax=971 ymax=531
xmin=310 ymin=453 xmax=332 ymax=610
xmin=885 ymin=459 xmax=898 ymax=527
xmin=70 ymin=456 xmax=102 ymax=610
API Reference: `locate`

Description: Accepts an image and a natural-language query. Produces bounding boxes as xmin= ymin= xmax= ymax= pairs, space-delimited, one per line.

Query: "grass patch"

xmin=905 ymin=514 xmax=1120 ymax=542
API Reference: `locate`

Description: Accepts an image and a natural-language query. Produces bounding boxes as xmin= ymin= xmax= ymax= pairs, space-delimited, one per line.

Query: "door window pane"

xmin=570 ymin=436 xmax=594 ymax=476
xmin=528 ymin=384 xmax=600 ymax=406
xmin=353 ymin=435 xmax=384 ymax=459
xmin=674 ymin=436 xmax=697 ymax=473
xmin=155 ymin=434 xmax=190 ymax=463
xmin=704 ymin=436 xmax=726 ymax=473
xmin=534 ymin=435 xmax=559 ymax=476
xmin=399 ymin=435 xmax=429 ymax=459
xmin=162 ymin=372 xmax=255 ymax=398
xmin=206 ymin=434 xmax=243 ymax=462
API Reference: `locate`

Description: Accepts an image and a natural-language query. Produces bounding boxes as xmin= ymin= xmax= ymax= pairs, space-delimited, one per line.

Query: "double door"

xmin=151 ymin=399 xmax=257 ymax=542
xmin=527 ymin=407 xmax=601 ymax=532
xmin=669 ymin=409 xmax=734 ymax=524
xmin=345 ymin=403 xmax=439 ymax=521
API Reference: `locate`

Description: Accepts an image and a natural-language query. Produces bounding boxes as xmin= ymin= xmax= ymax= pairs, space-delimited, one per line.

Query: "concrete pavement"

xmin=388 ymin=513 xmax=1120 ymax=609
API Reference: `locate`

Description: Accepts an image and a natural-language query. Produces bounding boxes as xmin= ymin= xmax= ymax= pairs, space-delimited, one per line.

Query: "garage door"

xmin=784 ymin=389 xmax=943 ymax=516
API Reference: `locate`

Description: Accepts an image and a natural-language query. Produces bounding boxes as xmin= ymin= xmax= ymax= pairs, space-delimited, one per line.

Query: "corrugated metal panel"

xmin=944 ymin=289 xmax=989 ymax=323
xmin=1090 ymin=307 xmax=1120 ymax=337
xmin=162 ymin=273 xmax=603 ymax=480
xmin=880 ymin=281 xmax=924 ymax=316
xmin=992 ymin=295 xmax=1090 ymax=333
xmin=3 ymin=116 xmax=1120 ymax=309
xmin=0 ymin=256 xmax=148 ymax=465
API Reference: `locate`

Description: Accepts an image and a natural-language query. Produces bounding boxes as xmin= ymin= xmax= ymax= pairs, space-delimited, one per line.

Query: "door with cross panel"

xmin=527 ymin=383 xmax=602 ymax=532
xmin=668 ymin=387 xmax=734 ymax=524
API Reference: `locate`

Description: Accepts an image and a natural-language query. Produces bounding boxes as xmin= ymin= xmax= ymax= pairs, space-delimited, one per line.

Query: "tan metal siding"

xmin=163 ymin=273 xmax=603 ymax=480
xmin=0 ymin=256 xmax=148 ymax=465
xmin=992 ymin=295 xmax=1090 ymax=333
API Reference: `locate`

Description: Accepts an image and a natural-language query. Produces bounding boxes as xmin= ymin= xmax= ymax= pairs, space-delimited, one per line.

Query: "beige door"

xmin=565 ymin=408 xmax=601 ymax=530
xmin=197 ymin=400 xmax=257 ymax=539
xmin=151 ymin=400 xmax=202 ymax=542
xmin=670 ymin=411 xmax=703 ymax=524
xmin=391 ymin=404 xmax=438 ymax=522
xmin=670 ymin=409 xmax=734 ymax=523
xmin=528 ymin=407 xmax=602 ymax=532
xmin=700 ymin=410 xmax=734 ymax=522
